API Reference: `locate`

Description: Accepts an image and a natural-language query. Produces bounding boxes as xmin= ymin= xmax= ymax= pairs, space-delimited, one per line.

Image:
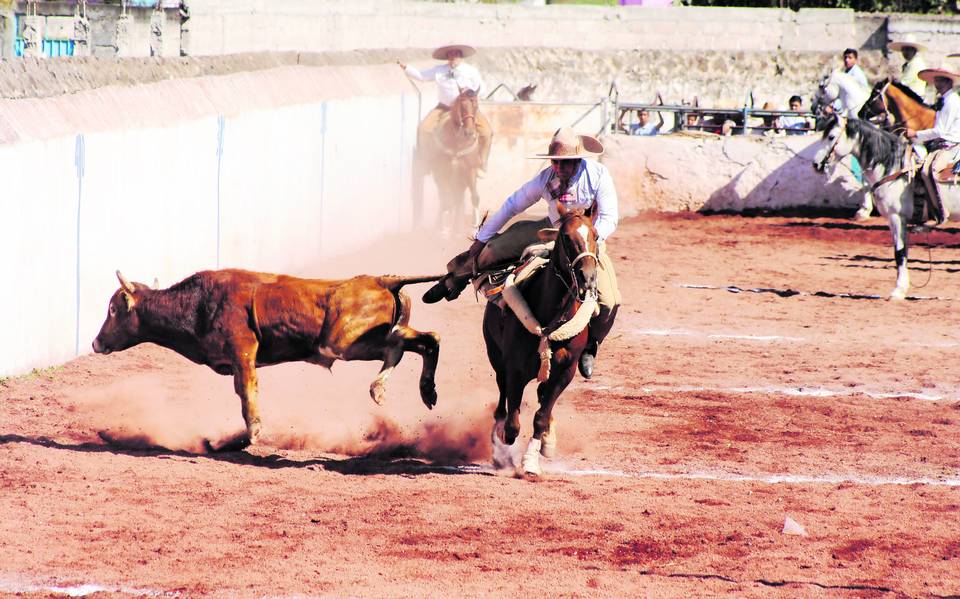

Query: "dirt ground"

xmin=2 ymin=212 xmax=960 ymax=598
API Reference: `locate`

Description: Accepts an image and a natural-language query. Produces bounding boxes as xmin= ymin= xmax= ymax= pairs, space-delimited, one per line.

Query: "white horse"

xmin=813 ymin=114 xmax=960 ymax=300
xmin=812 ymin=70 xmax=870 ymax=118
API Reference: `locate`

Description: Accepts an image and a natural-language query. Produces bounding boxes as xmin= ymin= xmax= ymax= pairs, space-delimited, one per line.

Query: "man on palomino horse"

xmin=888 ymin=35 xmax=927 ymax=99
xmin=906 ymin=64 xmax=960 ymax=224
xmin=398 ymin=43 xmax=493 ymax=177
xmin=423 ymin=127 xmax=622 ymax=379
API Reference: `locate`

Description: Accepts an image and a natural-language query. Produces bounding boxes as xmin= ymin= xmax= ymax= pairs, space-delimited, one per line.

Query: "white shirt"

xmin=629 ymin=122 xmax=659 ymax=136
xmin=917 ymin=88 xmax=960 ymax=144
xmin=477 ymin=159 xmax=619 ymax=243
xmin=845 ymin=64 xmax=869 ymax=91
xmin=404 ymin=62 xmax=486 ymax=107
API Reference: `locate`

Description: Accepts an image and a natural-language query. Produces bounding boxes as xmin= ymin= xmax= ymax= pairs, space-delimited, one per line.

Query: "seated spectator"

xmin=776 ymin=95 xmax=811 ymax=135
xmin=629 ymin=108 xmax=664 ymax=136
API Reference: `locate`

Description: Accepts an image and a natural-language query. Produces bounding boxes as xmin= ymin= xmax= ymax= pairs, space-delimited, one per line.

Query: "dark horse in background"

xmin=854 ymin=78 xmax=935 ymax=220
xmin=483 ymin=204 xmax=600 ymax=477
xmin=414 ymin=89 xmax=482 ymax=236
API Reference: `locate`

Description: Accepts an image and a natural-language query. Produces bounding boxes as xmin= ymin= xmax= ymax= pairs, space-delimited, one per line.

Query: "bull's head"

xmin=92 ymin=271 xmax=146 ymax=355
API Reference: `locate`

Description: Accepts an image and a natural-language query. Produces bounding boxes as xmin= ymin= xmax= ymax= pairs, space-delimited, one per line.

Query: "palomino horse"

xmin=812 ymin=70 xmax=870 ymax=118
xmin=417 ymin=89 xmax=482 ymax=234
xmin=813 ymin=114 xmax=960 ymax=300
xmin=482 ymin=203 xmax=600 ymax=476
xmin=853 ymin=79 xmax=935 ymax=220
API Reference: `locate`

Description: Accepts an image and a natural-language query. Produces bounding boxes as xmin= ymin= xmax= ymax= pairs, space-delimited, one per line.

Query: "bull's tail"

xmin=377 ymin=274 xmax=445 ymax=292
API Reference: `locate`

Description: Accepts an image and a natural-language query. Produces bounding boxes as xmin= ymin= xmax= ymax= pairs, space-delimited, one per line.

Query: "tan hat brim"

xmin=888 ymin=41 xmax=926 ymax=52
xmin=527 ymin=134 xmax=604 ymax=159
xmin=432 ymin=44 xmax=476 ymax=60
xmin=919 ymin=68 xmax=960 ymax=85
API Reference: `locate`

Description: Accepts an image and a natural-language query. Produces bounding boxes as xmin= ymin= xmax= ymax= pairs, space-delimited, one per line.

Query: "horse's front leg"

xmin=521 ymin=348 xmax=578 ymax=476
xmin=888 ymin=212 xmax=910 ymax=300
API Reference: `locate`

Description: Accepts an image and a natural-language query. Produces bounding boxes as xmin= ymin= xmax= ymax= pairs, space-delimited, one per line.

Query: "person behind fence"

xmin=888 ymin=34 xmax=927 ymax=99
xmin=776 ymin=95 xmax=810 ymax=135
xmin=905 ymin=64 xmax=960 ymax=224
xmin=398 ymin=43 xmax=493 ymax=177
xmin=422 ymin=127 xmax=621 ymax=379
xmin=629 ymin=108 xmax=664 ymax=136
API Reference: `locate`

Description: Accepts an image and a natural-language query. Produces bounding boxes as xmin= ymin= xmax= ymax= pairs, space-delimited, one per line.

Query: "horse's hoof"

xmin=540 ymin=421 xmax=557 ymax=458
xmin=888 ymin=290 xmax=907 ymax=301
xmin=578 ymin=351 xmax=595 ymax=379
xmin=369 ymin=381 xmax=386 ymax=405
xmin=853 ymin=209 xmax=871 ymax=221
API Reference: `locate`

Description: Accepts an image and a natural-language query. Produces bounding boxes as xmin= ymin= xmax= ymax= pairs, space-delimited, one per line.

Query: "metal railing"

xmin=614 ymin=101 xmax=816 ymax=135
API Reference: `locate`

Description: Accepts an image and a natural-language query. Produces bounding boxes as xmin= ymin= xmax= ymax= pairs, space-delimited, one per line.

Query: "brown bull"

xmin=93 ymin=269 xmax=443 ymax=451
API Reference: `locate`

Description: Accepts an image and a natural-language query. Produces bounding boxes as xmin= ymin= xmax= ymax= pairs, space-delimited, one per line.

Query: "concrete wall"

xmin=0 ymin=63 xmax=419 ymax=377
xmin=602 ymin=133 xmax=861 ymax=215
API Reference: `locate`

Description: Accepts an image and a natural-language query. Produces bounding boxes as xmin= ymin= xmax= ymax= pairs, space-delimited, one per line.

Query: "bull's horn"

xmin=116 ymin=270 xmax=135 ymax=294
xmin=152 ymin=277 xmax=160 ymax=290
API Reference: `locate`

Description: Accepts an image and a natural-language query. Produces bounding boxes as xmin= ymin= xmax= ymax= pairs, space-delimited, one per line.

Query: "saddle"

xmin=473 ymin=246 xmax=552 ymax=308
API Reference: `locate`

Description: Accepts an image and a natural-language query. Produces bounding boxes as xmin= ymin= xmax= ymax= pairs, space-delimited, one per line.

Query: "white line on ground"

xmin=589 ymin=383 xmax=953 ymax=402
xmin=634 ymin=328 xmax=805 ymax=342
xmin=446 ymin=464 xmax=960 ymax=487
xmin=0 ymin=578 xmax=176 ymax=597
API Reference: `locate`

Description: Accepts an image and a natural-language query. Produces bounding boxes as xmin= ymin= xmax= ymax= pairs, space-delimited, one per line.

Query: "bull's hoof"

xmin=370 ymin=381 xmax=387 ymax=406
xmin=419 ymin=380 xmax=437 ymax=409
xmin=422 ymin=281 xmax=449 ymax=304
xmin=203 ymin=431 xmax=252 ymax=453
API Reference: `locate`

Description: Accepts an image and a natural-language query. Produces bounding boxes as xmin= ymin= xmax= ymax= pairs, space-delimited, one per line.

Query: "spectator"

xmin=629 ymin=108 xmax=664 ymax=136
xmin=776 ymin=95 xmax=811 ymax=136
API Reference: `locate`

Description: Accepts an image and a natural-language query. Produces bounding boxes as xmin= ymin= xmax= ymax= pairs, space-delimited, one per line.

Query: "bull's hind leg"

xmin=368 ymin=325 xmax=440 ymax=409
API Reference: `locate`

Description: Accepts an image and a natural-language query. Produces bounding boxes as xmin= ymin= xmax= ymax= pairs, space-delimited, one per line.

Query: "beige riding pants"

xmin=476 ymin=218 xmax=622 ymax=317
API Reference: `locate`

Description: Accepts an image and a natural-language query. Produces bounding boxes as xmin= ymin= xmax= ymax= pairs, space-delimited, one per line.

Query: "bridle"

xmin=816 ymin=115 xmax=847 ymax=172
xmin=552 ymin=219 xmax=599 ymax=304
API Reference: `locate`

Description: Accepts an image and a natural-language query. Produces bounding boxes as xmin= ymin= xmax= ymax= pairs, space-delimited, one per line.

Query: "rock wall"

xmin=602 ymin=133 xmax=862 ymax=215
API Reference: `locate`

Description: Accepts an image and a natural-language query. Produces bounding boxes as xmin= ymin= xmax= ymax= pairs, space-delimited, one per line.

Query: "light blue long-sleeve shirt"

xmin=476 ymin=158 xmax=619 ymax=243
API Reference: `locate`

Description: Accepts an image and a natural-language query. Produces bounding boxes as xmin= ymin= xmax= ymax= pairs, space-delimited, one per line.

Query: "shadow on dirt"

xmin=0 ymin=433 xmax=485 ymax=477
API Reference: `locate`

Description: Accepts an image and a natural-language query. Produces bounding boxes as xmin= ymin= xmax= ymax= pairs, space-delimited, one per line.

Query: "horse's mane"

xmin=845 ymin=118 xmax=904 ymax=172
xmin=889 ymin=79 xmax=930 ymax=107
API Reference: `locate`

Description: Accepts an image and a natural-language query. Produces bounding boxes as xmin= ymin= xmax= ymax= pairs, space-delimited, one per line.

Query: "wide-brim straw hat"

xmin=888 ymin=34 xmax=926 ymax=52
xmin=432 ymin=44 xmax=476 ymax=60
xmin=918 ymin=65 xmax=960 ymax=85
xmin=529 ymin=127 xmax=604 ymax=160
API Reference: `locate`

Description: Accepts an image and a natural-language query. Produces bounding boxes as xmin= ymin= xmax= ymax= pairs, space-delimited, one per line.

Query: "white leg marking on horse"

xmin=540 ymin=418 xmax=557 ymax=458
xmin=369 ymin=367 xmax=394 ymax=405
xmin=521 ymin=437 xmax=543 ymax=476
xmin=491 ymin=419 xmax=515 ymax=470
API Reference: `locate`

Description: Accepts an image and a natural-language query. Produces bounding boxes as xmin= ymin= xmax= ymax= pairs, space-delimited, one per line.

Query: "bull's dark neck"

xmin=135 ymin=279 xmax=206 ymax=349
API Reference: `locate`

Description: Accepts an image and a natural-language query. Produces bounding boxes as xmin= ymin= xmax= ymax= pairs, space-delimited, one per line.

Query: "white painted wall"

xmin=0 ymin=64 xmax=419 ymax=377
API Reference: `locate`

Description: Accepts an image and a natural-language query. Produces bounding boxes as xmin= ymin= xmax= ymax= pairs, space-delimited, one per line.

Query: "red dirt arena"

xmin=2 ymin=212 xmax=959 ymax=598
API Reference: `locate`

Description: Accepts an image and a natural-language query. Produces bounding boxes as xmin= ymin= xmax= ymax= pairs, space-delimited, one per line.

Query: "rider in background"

xmin=906 ymin=65 xmax=960 ymax=223
xmin=398 ymin=44 xmax=493 ymax=177
xmin=888 ymin=35 xmax=928 ymax=99
xmin=423 ymin=127 xmax=622 ymax=379
xmin=842 ymin=48 xmax=869 ymax=91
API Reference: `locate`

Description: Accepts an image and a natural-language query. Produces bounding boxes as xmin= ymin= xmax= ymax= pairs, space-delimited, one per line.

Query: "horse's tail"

xmin=377 ymin=274 xmax=446 ymax=292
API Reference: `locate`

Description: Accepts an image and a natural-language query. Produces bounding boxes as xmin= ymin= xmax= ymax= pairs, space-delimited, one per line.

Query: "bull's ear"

xmin=537 ymin=228 xmax=559 ymax=242
xmin=116 ymin=270 xmax=136 ymax=295
xmin=121 ymin=290 xmax=136 ymax=311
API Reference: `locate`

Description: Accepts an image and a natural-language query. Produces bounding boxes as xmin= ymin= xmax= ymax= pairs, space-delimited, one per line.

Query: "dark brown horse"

xmin=859 ymin=78 xmax=934 ymax=134
xmin=482 ymin=204 xmax=600 ymax=476
xmin=417 ymin=89 xmax=482 ymax=235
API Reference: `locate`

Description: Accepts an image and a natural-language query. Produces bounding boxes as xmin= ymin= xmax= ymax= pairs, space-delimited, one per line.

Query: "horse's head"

xmin=813 ymin=113 xmax=853 ymax=173
xmin=451 ymin=88 xmax=479 ymax=138
xmin=860 ymin=78 xmax=892 ymax=125
xmin=552 ymin=202 xmax=599 ymax=302
xmin=812 ymin=71 xmax=843 ymax=116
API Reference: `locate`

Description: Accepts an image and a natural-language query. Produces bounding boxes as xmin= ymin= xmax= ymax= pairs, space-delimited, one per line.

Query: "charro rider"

xmin=905 ymin=63 xmax=960 ymax=224
xmin=888 ymin=34 xmax=928 ymax=98
xmin=398 ymin=43 xmax=493 ymax=177
xmin=423 ymin=127 xmax=622 ymax=379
